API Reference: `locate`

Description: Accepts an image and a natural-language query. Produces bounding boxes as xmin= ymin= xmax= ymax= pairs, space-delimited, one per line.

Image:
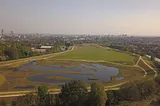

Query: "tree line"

xmin=1 ymin=77 xmax=160 ymax=106
xmin=0 ymin=43 xmax=68 ymax=61
xmin=0 ymin=43 xmax=45 ymax=61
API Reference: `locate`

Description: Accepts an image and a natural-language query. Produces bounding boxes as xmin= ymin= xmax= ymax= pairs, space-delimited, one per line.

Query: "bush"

xmin=106 ymin=90 xmax=119 ymax=106
xmin=118 ymin=82 xmax=140 ymax=101
xmin=137 ymin=80 xmax=157 ymax=100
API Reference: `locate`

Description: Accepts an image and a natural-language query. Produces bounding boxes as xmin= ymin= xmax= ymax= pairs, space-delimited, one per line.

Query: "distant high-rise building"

xmin=1 ymin=29 xmax=4 ymax=36
xmin=10 ymin=30 xmax=14 ymax=36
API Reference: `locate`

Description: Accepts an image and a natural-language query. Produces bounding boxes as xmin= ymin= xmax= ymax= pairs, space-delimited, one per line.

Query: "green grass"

xmin=53 ymin=45 xmax=135 ymax=65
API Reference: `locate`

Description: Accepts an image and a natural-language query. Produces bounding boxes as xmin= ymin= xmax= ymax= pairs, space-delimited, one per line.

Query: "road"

xmin=0 ymin=85 xmax=121 ymax=98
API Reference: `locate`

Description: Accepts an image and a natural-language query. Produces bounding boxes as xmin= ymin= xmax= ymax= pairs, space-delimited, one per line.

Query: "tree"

xmin=150 ymin=99 xmax=160 ymax=106
xmin=154 ymin=76 xmax=160 ymax=94
xmin=137 ymin=80 xmax=157 ymax=100
xmin=59 ymin=80 xmax=88 ymax=106
xmin=5 ymin=47 xmax=19 ymax=59
xmin=151 ymin=55 xmax=155 ymax=61
xmin=15 ymin=86 xmax=55 ymax=106
xmin=18 ymin=46 xmax=32 ymax=58
xmin=154 ymin=61 xmax=160 ymax=68
xmin=88 ymin=82 xmax=107 ymax=106
xmin=118 ymin=82 xmax=140 ymax=101
xmin=106 ymin=90 xmax=119 ymax=106
xmin=16 ymin=93 xmax=37 ymax=106
xmin=37 ymin=86 xmax=50 ymax=106
xmin=0 ymin=100 xmax=6 ymax=106
xmin=53 ymin=95 xmax=61 ymax=106
xmin=155 ymin=76 xmax=160 ymax=85
xmin=65 ymin=42 xmax=71 ymax=49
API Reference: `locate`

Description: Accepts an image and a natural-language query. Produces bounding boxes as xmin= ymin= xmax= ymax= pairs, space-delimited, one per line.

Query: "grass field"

xmin=0 ymin=45 xmax=148 ymax=91
xmin=53 ymin=45 xmax=134 ymax=65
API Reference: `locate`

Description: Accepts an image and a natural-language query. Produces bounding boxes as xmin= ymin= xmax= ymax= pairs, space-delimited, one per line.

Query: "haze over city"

xmin=0 ymin=0 xmax=160 ymax=36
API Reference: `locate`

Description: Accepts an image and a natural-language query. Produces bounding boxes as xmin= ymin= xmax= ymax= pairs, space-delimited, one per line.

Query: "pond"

xmin=18 ymin=62 xmax=120 ymax=83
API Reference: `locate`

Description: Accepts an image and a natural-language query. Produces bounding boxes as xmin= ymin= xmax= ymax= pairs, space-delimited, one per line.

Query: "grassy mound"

xmin=54 ymin=45 xmax=134 ymax=65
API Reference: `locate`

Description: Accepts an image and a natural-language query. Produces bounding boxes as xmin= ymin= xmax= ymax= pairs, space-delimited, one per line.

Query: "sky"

xmin=0 ymin=0 xmax=160 ymax=36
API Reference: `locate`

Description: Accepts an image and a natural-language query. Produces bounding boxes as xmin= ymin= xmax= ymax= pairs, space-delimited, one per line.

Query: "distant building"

xmin=33 ymin=49 xmax=46 ymax=52
xmin=31 ymin=46 xmax=53 ymax=53
xmin=1 ymin=29 xmax=3 ymax=36
xmin=146 ymin=55 xmax=160 ymax=62
xmin=40 ymin=46 xmax=52 ymax=49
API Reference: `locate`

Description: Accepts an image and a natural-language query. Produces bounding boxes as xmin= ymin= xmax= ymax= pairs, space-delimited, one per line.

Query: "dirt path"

xmin=134 ymin=56 xmax=147 ymax=77
xmin=0 ymin=45 xmax=155 ymax=98
xmin=136 ymin=56 xmax=157 ymax=77
xmin=137 ymin=66 xmax=147 ymax=77
xmin=136 ymin=56 xmax=141 ymax=65
xmin=140 ymin=56 xmax=157 ymax=77
xmin=0 ymin=84 xmax=121 ymax=98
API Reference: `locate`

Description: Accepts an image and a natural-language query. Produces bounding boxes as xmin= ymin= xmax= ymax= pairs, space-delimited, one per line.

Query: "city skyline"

xmin=0 ymin=0 xmax=160 ymax=36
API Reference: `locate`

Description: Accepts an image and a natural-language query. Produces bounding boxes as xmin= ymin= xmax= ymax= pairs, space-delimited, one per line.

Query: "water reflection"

xmin=19 ymin=62 xmax=120 ymax=83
